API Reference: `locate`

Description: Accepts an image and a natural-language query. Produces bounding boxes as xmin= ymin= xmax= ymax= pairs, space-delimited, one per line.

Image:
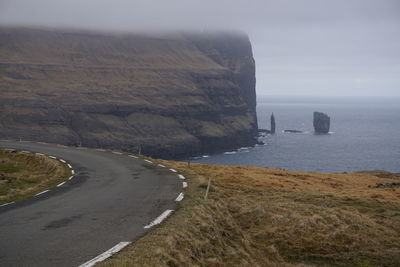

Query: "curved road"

xmin=0 ymin=141 xmax=181 ymax=266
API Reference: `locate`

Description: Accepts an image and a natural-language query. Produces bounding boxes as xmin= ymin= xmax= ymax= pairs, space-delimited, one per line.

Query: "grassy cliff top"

xmin=0 ymin=27 xmax=225 ymax=70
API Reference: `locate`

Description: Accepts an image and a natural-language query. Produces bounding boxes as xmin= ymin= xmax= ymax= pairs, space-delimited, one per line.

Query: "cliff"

xmin=0 ymin=27 xmax=258 ymax=158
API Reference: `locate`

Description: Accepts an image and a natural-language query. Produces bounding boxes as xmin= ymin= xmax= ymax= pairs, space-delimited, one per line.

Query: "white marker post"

xmin=204 ymin=178 xmax=211 ymax=200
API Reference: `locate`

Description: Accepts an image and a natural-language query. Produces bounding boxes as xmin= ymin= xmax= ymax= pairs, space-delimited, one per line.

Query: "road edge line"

xmin=35 ymin=190 xmax=50 ymax=196
xmin=175 ymin=192 xmax=184 ymax=202
xmin=144 ymin=209 xmax=174 ymax=229
xmin=78 ymin=241 xmax=132 ymax=267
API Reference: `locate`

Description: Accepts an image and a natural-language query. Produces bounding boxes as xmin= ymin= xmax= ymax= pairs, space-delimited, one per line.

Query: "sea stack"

xmin=270 ymin=113 xmax=276 ymax=134
xmin=313 ymin=112 xmax=330 ymax=134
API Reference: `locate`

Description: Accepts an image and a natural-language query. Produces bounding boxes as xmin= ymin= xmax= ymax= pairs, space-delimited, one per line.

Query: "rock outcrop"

xmin=270 ymin=113 xmax=276 ymax=134
xmin=284 ymin=130 xmax=304 ymax=133
xmin=0 ymin=27 xmax=258 ymax=159
xmin=313 ymin=112 xmax=330 ymax=134
xmin=370 ymin=182 xmax=400 ymax=189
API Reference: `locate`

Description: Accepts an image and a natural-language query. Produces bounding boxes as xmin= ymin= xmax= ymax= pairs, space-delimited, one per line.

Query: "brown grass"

xmin=101 ymin=161 xmax=400 ymax=267
xmin=0 ymin=149 xmax=71 ymax=204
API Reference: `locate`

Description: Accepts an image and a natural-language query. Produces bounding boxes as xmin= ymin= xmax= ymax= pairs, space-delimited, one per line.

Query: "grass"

xmin=0 ymin=162 xmax=21 ymax=173
xmin=101 ymin=161 xmax=400 ymax=267
xmin=0 ymin=149 xmax=71 ymax=204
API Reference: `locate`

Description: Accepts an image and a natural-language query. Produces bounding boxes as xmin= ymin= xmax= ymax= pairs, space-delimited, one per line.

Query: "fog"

xmin=1 ymin=0 xmax=399 ymax=96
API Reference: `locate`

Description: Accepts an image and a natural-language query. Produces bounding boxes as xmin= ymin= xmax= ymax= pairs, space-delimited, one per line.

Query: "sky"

xmin=1 ymin=0 xmax=399 ymax=96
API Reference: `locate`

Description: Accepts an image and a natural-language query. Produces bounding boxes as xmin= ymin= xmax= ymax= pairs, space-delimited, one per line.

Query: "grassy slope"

xmin=102 ymin=161 xmax=400 ymax=267
xmin=0 ymin=149 xmax=71 ymax=204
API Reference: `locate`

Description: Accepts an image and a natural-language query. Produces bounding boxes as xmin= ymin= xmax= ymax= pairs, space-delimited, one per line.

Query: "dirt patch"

xmin=43 ymin=214 xmax=83 ymax=230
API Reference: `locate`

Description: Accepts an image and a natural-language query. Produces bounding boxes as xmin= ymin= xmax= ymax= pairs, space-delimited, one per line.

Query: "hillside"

xmin=102 ymin=161 xmax=400 ymax=267
xmin=0 ymin=27 xmax=257 ymax=158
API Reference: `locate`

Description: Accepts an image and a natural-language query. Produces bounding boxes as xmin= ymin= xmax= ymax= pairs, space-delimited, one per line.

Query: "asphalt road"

xmin=0 ymin=141 xmax=181 ymax=267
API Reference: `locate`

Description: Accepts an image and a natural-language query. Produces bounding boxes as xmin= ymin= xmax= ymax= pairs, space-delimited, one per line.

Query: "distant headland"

xmin=0 ymin=27 xmax=258 ymax=159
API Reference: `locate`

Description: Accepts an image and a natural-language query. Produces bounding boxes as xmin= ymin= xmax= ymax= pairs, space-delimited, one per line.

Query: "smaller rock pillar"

xmin=271 ymin=113 xmax=276 ymax=134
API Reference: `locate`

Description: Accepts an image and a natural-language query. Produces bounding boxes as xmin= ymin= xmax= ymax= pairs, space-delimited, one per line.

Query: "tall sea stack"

xmin=271 ymin=113 xmax=276 ymax=134
xmin=313 ymin=112 xmax=330 ymax=134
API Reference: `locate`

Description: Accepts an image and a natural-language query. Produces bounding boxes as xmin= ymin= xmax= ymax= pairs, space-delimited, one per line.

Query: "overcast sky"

xmin=1 ymin=0 xmax=399 ymax=96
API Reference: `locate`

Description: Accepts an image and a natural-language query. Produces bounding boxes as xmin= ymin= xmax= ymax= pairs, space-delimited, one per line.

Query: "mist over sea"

xmin=193 ymin=95 xmax=400 ymax=173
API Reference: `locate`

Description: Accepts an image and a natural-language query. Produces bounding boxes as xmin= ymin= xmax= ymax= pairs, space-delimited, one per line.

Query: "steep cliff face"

xmin=0 ymin=27 xmax=257 ymax=158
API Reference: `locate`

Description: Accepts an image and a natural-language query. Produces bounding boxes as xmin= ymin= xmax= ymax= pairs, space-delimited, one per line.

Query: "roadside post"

xmin=204 ymin=178 xmax=211 ymax=200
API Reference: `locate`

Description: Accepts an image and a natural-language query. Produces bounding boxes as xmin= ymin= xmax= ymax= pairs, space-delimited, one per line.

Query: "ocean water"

xmin=193 ymin=96 xmax=400 ymax=173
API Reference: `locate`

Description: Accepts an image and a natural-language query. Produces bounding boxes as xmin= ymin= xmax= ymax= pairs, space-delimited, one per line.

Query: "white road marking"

xmin=67 ymin=164 xmax=72 ymax=169
xmin=175 ymin=192 xmax=184 ymax=202
xmin=21 ymin=150 xmax=30 ymax=153
xmin=71 ymin=170 xmax=75 ymax=175
xmin=35 ymin=190 xmax=49 ymax=196
xmin=144 ymin=159 xmax=153 ymax=164
xmin=68 ymin=176 xmax=74 ymax=180
xmin=158 ymin=164 xmax=165 ymax=168
xmin=35 ymin=153 xmax=45 ymax=156
xmin=183 ymin=182 xmax=188 ymax=188
xmin=79 ymin=241 xmax=132 ymax=267
xmin=112 ymin=151 xmax=122 ymax=155
xmin=0 ymin=202 xmax=15 ymax=207
xmin=4 ymin=148 xmax=15 ymax=151
xmin=57 ymin=182 xmax=66 ymax=187
xmin=48 ymin=156 xmax=57 ymax=159
xmin=128 ymin=155 xmax=138 ymax=159
xmin=178 ymin=174 xmax=185 ymax=180
xmin=59 ymin=159 xmax=66 ymax=163
xmin=95 ymin=149 xmax=106 ymax=151
xmin=144 ymin=209 xmax=174 ymax=229
xmin=169 ymin=168 xmax=177 ymax=173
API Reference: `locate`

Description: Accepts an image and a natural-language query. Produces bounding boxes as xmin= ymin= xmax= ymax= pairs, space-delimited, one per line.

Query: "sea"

xmin=193 ymin=95 xmax=400 ymax=173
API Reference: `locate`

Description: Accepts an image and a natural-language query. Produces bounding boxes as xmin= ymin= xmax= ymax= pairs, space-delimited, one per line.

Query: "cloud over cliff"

xmin=1 ymin=0 xmax=399 ymax=96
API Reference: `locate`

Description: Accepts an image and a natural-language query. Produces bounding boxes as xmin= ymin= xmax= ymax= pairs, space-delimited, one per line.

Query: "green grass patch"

xmin=0 ymin=162 xmax=21 ymax=173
